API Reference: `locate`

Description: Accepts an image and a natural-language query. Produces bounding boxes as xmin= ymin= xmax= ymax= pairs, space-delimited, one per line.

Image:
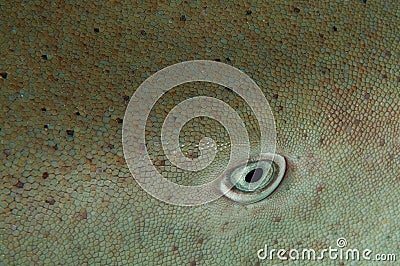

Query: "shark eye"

xmin=220 ymin=153 xmax=286 ymax=203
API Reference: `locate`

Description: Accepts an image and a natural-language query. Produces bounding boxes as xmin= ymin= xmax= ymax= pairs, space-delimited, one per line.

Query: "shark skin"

xmin=0 ymin=1 xmax=399 ymax=265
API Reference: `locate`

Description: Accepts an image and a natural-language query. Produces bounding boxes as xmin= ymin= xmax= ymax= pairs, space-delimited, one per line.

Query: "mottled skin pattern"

xmin=1 ymin=1 xmax=399 ymax=265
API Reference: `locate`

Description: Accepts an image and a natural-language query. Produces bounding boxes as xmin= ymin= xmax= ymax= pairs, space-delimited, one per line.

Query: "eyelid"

xmin=219 ymin=153 xmax=286 ymax=204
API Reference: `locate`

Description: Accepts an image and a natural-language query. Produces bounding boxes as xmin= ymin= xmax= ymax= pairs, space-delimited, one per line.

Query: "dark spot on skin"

xmin=197 ymin=238 xmax=203 ymax=244
xmin=293 ymin=7 xmax=300 ymax=13
xmin=380 ymin=139 xmax=385 ymax=146
xmin=172 ymin=246 xmax=178 ymax=251
xmin=332 ymin=26 xmax=338 ymax=32
xmin=116 ymin=118 xmax=123 ymax=123
xmin=273 ymin=216 xmax=281 ymax=222
xmin=180 ymin=15 xmax=187 ymax=21
xmin=123 ymin=95 xmax=130 ymax=104
xmin=214 ymin=58 xmax=221 ymax=62
xmin=94 ymin=28 xmax=100 ymax=33
xmin=15 ymin=181 xmax=24 ymax=188
xmin=187 ymin=151 xmax=198 ymax=159
xmin=53 ymin=144 xmax=58 ymax=150
xmin=154 ymin=160 xmax=165 ymax=166
xmin=4 ymin=149 xmax=11 ymax=157
xmin=140 ymin=30 xmax=147 ymax=36
xmin=316 ymin=184 xmax=326 ymax=193
xmin=273 ymin=94 xmax=278 ymax=99
xmin=44 ymin=124 xmax=49 ymax=129
xmin=45 ymin=198 xmax=55 ymax=205
xmin=0 ymin=72 xmax=8 ymax=79
xmin=41 ymin=107 xmax=47 ymax=112
xmin=220 ymin=221 xmax=229 ymax=232
xmin=382 ymin=74 xmax=387 ymax=79
xmin=190 ymin=261 xmax=196 ymax=266
xmin=78 ymin=209 xmax=87 ymax=220
xmin=42 ymin=172 xmax=49 ymax=179
xmin=319 ymin=33 xmax=324 ymax=38
xmin=225 ymin=57 xmax=231 ymax=63
xmin=75 ymin=111 xmax=80 ymax=116
xmin=66 ymin=130 xmax=74 ymax=136
xmin=361 ymin=0 xmax=366 ymax=4
xmin=41 ymin=54 xmax=49 ymax=60
xmin=281 ymin=250 xmax=289 ymax=260
xmin=246 ymin=10 xmax=252 ymax=15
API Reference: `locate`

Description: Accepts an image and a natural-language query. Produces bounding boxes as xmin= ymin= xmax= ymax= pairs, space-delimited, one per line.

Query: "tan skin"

xmin=1 ymin=1 xmax=398 ymax=265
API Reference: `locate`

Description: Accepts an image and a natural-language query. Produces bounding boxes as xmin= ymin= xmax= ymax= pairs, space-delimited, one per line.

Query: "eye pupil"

xmin=245 ymin=168 xmax=264 ymax=183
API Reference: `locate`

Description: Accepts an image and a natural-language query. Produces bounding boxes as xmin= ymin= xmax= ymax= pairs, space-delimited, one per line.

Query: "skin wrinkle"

xmin=1 ymin=1 xmax=399 ymax=265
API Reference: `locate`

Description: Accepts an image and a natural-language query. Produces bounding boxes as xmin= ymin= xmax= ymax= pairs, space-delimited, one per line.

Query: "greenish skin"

xmin=1 ymin=1 xmax=399 ymax=265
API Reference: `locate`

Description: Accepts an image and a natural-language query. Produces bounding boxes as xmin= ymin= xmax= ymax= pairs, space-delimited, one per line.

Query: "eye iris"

xmin=245 ymin=168 xmax=264 ymax=183
xmin=220 ymin=153 xmax=286 ymax=203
